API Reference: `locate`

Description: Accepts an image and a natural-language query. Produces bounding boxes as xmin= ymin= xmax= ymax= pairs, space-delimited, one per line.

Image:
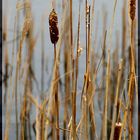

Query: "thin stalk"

xmin=75 ymin=0 xmax=81 ymax=100
xmin=84 ymin=6 xmax=89 ymax=140
xmin=102 ymin=49 xmax=110 ymax=140
xmin=4 ymin=16 xmax=16 ymax=140
xmin=15 ymin=0 xmax=21 ymax=139
xmin=81 ymin=3 xmax=90 ymax=140
xmin=108 ymin=0 xmax=118 ymax=49
xmin=87 ymin=6 xmax=91 ymax=73
xmin=15 ymin=48 xmax=19 ymax=140
xmin=41 ymin=17 xmax=45 ymax=97
xmin=54 ymin=44 xmax=59 ymax=140
xmin=70 ymin=0 xmax=76 ymax=139
xmin=128 ymin=20 xmax=135 ymax=140
xmin=85 ymin=0 xmax=88 ymax=73
xmin=73 ymin=2 xmax=81 ymax=139
xmin=63 ymin=30 xmax=71 ymax=139
xmin=109 ymin=60 xmax=123 ymax=140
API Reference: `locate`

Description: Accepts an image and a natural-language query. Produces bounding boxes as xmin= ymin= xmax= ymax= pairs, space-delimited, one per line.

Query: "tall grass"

xmin=3 ymin=0 xmax=138 ymax=140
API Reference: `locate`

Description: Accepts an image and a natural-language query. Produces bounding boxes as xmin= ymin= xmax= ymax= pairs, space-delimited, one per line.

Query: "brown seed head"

xmin=113 ymin=122 xmax=122 ymax=140
xmin=49 ymin=9 xmax=59 ymax=45
xmin=129 ymin=0 xmax=136 ymax=21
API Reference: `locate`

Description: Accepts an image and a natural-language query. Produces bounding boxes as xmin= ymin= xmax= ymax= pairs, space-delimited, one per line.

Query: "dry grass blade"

xmin=102 ymin=49 xmax=110 ymax=140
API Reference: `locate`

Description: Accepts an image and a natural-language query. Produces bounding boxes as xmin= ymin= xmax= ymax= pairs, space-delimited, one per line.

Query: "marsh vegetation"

xmin=3 ymin=0 xmax=138 ymax=139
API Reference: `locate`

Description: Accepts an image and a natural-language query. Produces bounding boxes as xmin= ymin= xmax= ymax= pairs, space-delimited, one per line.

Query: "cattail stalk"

xmin=84 ymin=1 xmax=89 ymax=139
xmin=102 ymin=49 xmax=110 ymax=140
xmin=85 ymin=0 xmax=88 ymax=73
xmin=128 ymin=0 xmax=136 ymax=139
xmin=15 ymin=1 xmax=21 ymax=139
xmin=4 ymin=15 xmax=17 ymax=140
xmin=54 ymin=44 xmax=59 ymax=140
xmin=75 ymin=0 xmax=81 ymax=103
xmin=41 ymin=16 xmax=45 ymax=97
xmin=69 ymin=0 xmax=76 ymax=139
xmin=80 ymin=3 xmax=91 ymax=140
xmin=110 ymin=60 xmax=123 ymax=140
xmin=63 ymin=13 xmax=71 ymax=139
xmin=49 ymin=8 xmax=59 ymax=140
xmin=108 ymin=0 xmax=118 ymax=49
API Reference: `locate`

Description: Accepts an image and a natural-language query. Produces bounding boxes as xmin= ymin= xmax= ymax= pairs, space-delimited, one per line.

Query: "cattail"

xmin=113 ymin=122 xmax=122 ymax=140
xmin=49 ymin=8 xmax=60 ymax=140
xmin=129 ymin=0 xmax=136 ymax=21
xmin=49 ymin=9 xmax=59 ymax=45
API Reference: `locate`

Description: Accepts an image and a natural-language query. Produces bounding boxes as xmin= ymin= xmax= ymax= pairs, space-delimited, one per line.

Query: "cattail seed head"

xmin=129 ymin=0 xmax=136 ymax=21
xmin=113 ymin=122 xmax=122 ymax=140
xmin=49 ymin=9 xmax=59 ymax=45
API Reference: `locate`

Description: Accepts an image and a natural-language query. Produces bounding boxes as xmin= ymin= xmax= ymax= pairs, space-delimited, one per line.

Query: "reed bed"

xmin=2 ymin=0 xmax=138 ymax=140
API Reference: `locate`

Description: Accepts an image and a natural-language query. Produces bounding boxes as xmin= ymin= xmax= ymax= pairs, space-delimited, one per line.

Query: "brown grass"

xmin=3 ymin=0 xmax=138 ymax=140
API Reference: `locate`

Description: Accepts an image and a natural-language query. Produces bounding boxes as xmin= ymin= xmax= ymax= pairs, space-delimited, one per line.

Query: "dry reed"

xmin=3 ymin=0 xmax=138 ymax=140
